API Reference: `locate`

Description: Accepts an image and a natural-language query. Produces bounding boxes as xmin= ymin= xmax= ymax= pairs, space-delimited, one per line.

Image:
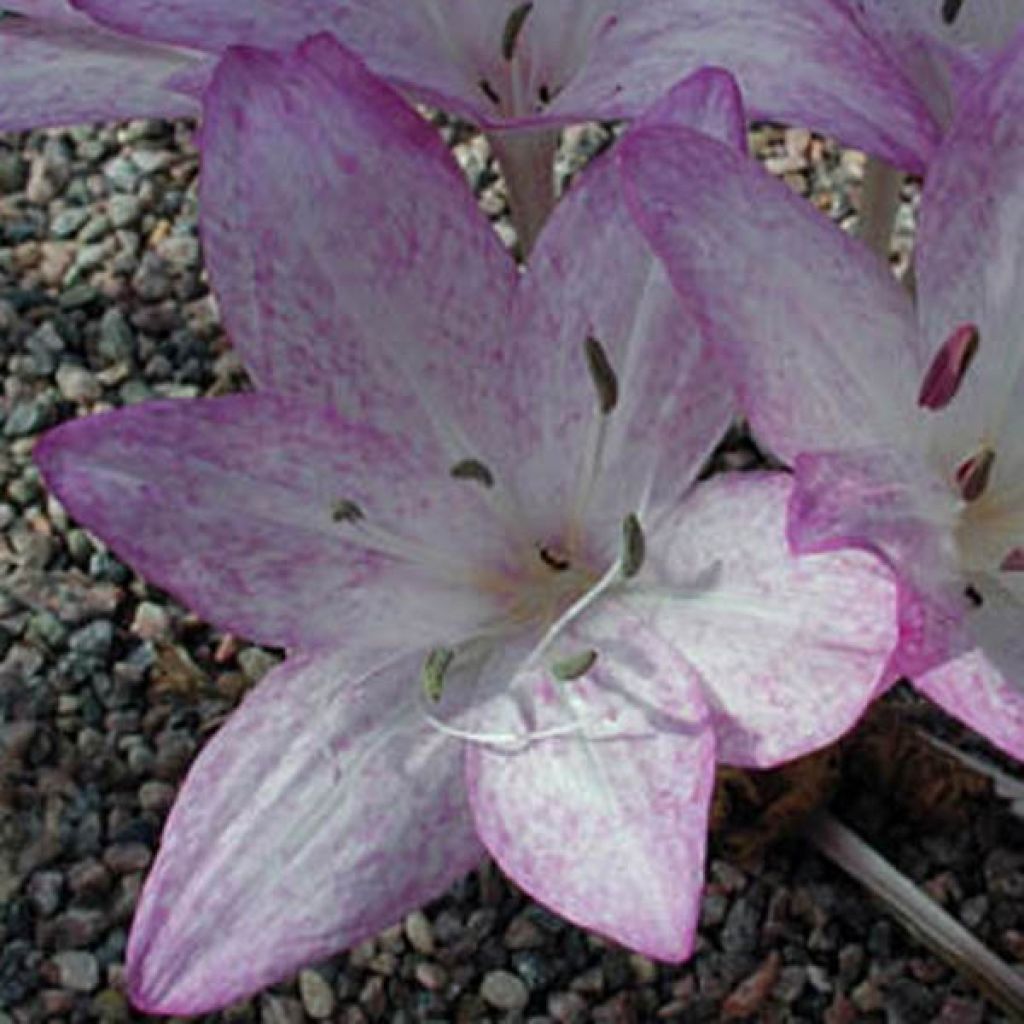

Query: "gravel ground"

xmin=0 ymin=112 xmax=1020 ymax=1024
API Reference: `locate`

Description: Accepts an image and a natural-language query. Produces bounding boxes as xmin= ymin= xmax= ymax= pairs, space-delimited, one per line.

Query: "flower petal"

xmin=35 ymin=394 xmax=501 ymax=651
xmin=620 ymin=121 xmax=921 ymax=462
xmin=917 ymin=32 xmax=1024 ymax=478
xmin=5 ymin=1 xmax=94 ymax=26
xmin=0 ymin=16 xmax=201 ymax=131
xmin=644 ymin=473 xmax=899 ymax=767
xmin=551 ymin=0 xmax=940 ymax=171
xmin=467 ymin=652 xmax=714 ymax=962
xmin=916 ymin=648 xmax=1024 ymax=761
xmin=128 ymin=649 xmax=482 ymax=1013
xmin=199 ymin=35 xmax=522 ymax=468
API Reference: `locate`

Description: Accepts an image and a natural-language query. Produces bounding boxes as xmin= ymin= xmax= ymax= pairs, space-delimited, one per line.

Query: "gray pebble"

xmin=107 ymin=194 xmax=142 ymax=229
xmin=56 ymin=362 xmax=102 ymax=403
xmin=50 ymin=950 xmax=100 ymax=993
xmin=298 ymin=969 xmax=336 ymax=1019
xmin=481 ymin=969 xmax=529 ymax=1011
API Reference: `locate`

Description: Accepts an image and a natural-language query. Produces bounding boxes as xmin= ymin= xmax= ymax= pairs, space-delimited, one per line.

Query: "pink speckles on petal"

xmin=128 ymin=649 xmax=483 ymax=1013
xmin=917 ymin=322 xmax=980 ymax=409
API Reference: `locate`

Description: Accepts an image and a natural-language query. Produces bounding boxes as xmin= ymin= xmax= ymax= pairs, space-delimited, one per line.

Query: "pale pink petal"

xmin=621 ymin=122 xmax=921 ymax=462
xmin=199 ymin=36 xmax=523 ymax=468
xmin=644 ymin=473 xmax=899 ymax=767
xmin=509 ymin=90 xmax=735 ymax=542
xmin=550 ymin=0 xmax=940 ymax=172
xmin=35 ymin=394 xmax=502 ymax=652
xmin=0 ymin=17 xmax=201 ymax=131
xmin=917 ymin=33 xmax=1024 ymax=476
xmin=917 ymin=649 xmax=1024 ymax=761
xmin=467 ymin=651 xmax=714 ymax=962
xmin=128 ymin=649 xmax=482 ymax=1013
xmin=5 ymin=1 xmax=93 ymax=26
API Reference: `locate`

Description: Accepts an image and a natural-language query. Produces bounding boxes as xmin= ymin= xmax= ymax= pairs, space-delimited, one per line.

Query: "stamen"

xmin=421 ymin=647 xmax=455 ymax=703
xmin=965 ymin=584 xmax=984 ymax=607
xmin=1001 ymin=549 xmax=1024 ymax=571
xmin=552 ymin=648 xmax=598 ymax=681
xmin=450 ymin=458 xmax=495 ymax=488
xmin=584 ymin=335 xmax=619 ymax=414
xmin=330 ymin=498 xmax=364 ymax=523
xmin=539 ymin=545 xmax=571 ymax=572
xmin=621 ymin=513 xmax=646 ymax=579
xmin=918 ymin=323 xmax=979 ymax=410
xmin=479 ymin=78 xmax=501 ymax=105
xmin=941 ymin=0 xmax=966 ymax=24
xmin=501 ymin=2 xmax=534 ymax=60
xmin=955 ymin=446 xmax=995 ymax=502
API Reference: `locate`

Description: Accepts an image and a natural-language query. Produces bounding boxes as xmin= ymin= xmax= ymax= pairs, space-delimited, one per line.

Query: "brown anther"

xmin=1001 ymin=548 xmax=1024 ymax=571
xmin=539 ymin=545 xmax=571 ymax=572
xmin=552 ymin=648 xmax=597 ymax=681
xmin=918 ymin=323 xmax=979 ymax=410
xmin=331 ymin=498 xmax=364 ymax=523
xmin=964 ymin=584 xmax=984 ymax=607
xmin=501 ymin=2 xmax=534 ymax=60
xmin=451 ymin=458 xmax=494 ymax=488
xmin=584 ymin=335 xmax=618 ymax=414
xmin=478 ymin=78 xmax=501 ymax=105
xmin=955 ymin=446 xmax=995 ymax=502
xmin=621 ymin=513 xmax=645 ymax=579
xmin=942 ymin=0 xmax=966 ymax=24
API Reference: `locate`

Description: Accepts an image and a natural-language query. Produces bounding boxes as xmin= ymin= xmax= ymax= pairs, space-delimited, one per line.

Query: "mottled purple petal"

xmin=644 ymin=473 xmax=899 ymax=767
xmin=35 ymin=394 xmax=502 ymax=651
xmin=551 ymin=0 xmax=940 ymax=171
xmin=128 ymin=649 xmax=482 ymax=1013
xmin=621 ymin=122 xmax=921 ymax=462
xmin=0 ymin=17 xmax=201 ymax=131
xmin=200 ymin=35 xmax=523 ymax=468
xmin=467 ymin=657 xmax=714 ymax=962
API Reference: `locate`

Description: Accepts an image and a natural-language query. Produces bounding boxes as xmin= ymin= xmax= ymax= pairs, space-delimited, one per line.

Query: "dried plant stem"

xmin=920 ymin=732 xmax=1024 ymax=812
xmin=856 ymin=155 xmax=904 ymax=263
xmin=806 ymin=812 xmax=1024 ymax=1018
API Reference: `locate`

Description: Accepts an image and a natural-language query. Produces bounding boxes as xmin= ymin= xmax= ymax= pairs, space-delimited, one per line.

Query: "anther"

xmin=941 ymin=0 xmax=966 ymax=24
xmin=331 ymin=498 xmax=365 ymax=523
xmin=451 ymin=458 xmax=495 ymax=488
xmin=478 ymin=78 xmax=501 ymax=105
xmin=621 ymin=513 xmax=645 ymax=578
xmin=421 ymin=647 xmax=455 ymax=702
xmin=1001 ymin=549 xmax=1024 ymax=571
xmin=539 ymin=545 xmax=571 ymax=572
xmin=965 ymin=584 xmax=984 ymax=607
xmin=584 ymin=335 xmax=619 ymax=414
xmin=501 ymin=2 xmax=533 ymax=60
xmin=955 ymin=446 xmax=995 ymax=503
xmin=918 ymin=324 xmax=979 ymax=410
xmin=552 ymin=648 xmax=598 ymax=681
xmin=538 ymin=84 xmax=552 ymax=105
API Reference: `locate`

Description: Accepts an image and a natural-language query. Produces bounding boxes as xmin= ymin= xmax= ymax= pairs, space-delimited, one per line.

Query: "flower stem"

xmin=856 ymin=156 xmax=904 ymax=264
xmin=806 ymin=812 xmax=1024 ymax=1018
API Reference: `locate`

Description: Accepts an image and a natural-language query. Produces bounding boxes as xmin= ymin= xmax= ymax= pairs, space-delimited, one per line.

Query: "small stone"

xmin=131 ymin=601 xmax=171 ymax=641
xmin=27 ymin=870 xmax=63 ymax=916
xmin=51 ymin=207 xmax=90 ymax=239
xmin=67 ymin=859 xmax=112 ymax=899
xmin=414 ymin=961 xmax=448 ymax=991
xmin=104 ymin=155 xmax=141 ymax=193
xmin=404 ymin=909 xmax=435 ymax=955
xmin=103 ymin=841 xmax=152 ymax=874
xmin=138 ymin=779 xmax=176 ymax=813
xmin=722 ymin=952 xmax=780 ymax=1020
xmin=261 ymin=994 xmax=305 ymax=1024
xmin=91 ymin=987 xmax=130 ymax=1021
xmin=238 ymin=646 xmax=280 ymax=683
xmin=50 ymin=949 xmax=100 ymax=992
xmin=0 ymin=150 xmax=28 ymax=194
xmin=481 ymin=969 xmax=529 ymax=1011
xmin=69 ymin=619 xmax=114 ymax=658
xmin=298 ymin=969 xmax=335 ymax=1019
xmin=548 ymin=992 xmax=587 ymax=1024
xmin=4 ymin=398 xmax=55 ymax=438
xmin=505 ymin=912 xmax=545 ymax=950
xmin=56 ymin=362 xmax=102 ymax=403
xmin=107 ymin=194 xmax=142 ymax=228
xmin=98 ymin=307 xmax=135 ymax=362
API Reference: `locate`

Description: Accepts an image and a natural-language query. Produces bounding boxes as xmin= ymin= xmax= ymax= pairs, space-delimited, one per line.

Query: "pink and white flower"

xmin=622 ymin=29 xmax=1024 ymax=761
xmin=35 ymin=41 xmax=899 ymax=1012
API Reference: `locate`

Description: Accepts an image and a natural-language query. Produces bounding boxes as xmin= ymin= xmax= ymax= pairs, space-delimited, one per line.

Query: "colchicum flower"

xmin=5 ymin=0 xmax=942 ymax=251
xmin=36 ymin=40 xmax=899 ymax=1012
xmin=621 ymin=30 xmax=1024 ymax=761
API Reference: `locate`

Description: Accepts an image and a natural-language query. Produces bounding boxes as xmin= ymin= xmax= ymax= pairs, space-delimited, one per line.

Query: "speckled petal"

xmin=199 ymin=35 xmax=522 ymax=469
xmin=34 ymin=394 xmax=499 ymax=652
xmin=0 ymin=16 xmax=201 ymax=131
xmin=645 ymin=473 xmax=899 ymax=767
xmin=467 ymin=648 xmax=714 ymax=962
xmin=127 ymin=648 xmax=483 ymax=1014
xmin=621 ymin=121 xmax=921 ymax=462
xmin=550 ymin=0 xmax=939 ymax=171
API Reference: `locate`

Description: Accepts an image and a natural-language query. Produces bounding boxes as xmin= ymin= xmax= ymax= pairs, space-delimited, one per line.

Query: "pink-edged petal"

xmin=128 ymin=648 xmax=483 ymax=1014
xmin=199 ymin=35 xmax=523 ymax=468
xmin=467 ymin=649 xmax=714 ymax=962
xmin=549 ymin=0 xmax=939 ymax=172
xmin=634 ymin=66 xmax=747 ymax=153
xmin=35 ymin=394 xmax=501 ymax=652
xmin=917 ymin=648 xmax=1024 ymax=762
xmin=0 ymin=17 xmax=201 ymax=132
xmin=644 ymin=472 xmax=899 ymax=767
xmin=917 ymin=32 xmax=1024 ymax=475
xmin=508 ymin=82 xmax=737 ymax=542
xmin=621 ymin=122 xmax=921 ymax=462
